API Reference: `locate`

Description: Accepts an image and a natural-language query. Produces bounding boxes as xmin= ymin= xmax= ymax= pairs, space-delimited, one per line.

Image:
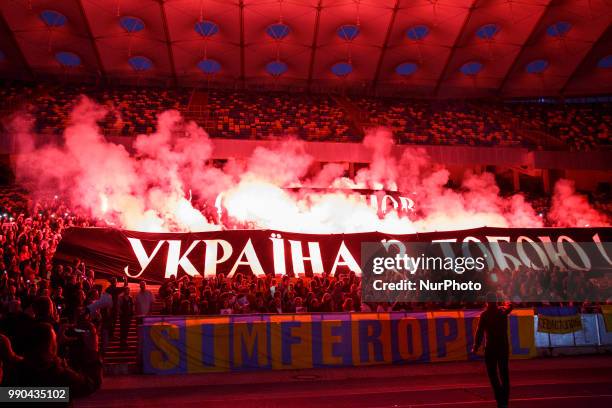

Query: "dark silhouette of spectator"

xmin=52 ymin=285 xmax=65 ymax=313
xmin=3 ymin=322 xmax=102 ymax=400
xmin=0 ymin=333 xmax=22 ymax=385
xmin=104 ymin=277 xmax=124 ymax=339
xmin=472 ymin=294 xmax=514 ymax=408
xmin=117 ymin=287 xmax=134 ymax=349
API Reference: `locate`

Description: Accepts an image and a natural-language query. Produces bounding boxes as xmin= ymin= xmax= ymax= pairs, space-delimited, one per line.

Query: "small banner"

xmin=536 ymin=306 xmax=582 ymax=334
xmin=601 ymin=305 xmax=612 ymax=332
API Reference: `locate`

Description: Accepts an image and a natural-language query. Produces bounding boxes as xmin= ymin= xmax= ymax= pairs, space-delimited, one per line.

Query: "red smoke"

xmin=10 ymin=97 xmax=610 ymax=233
xmin=549 ymin=179 xmax=609 ymax=228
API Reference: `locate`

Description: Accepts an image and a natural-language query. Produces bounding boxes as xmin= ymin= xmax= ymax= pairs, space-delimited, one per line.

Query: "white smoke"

xmin=10 ymin=97 xmax=610 ymax=233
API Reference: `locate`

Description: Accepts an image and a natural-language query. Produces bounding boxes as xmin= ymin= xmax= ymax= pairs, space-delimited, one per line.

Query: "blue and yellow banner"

xmin=141 ymin=310 xmax=536 ymax=374
xmin=536 ymin=306 xmax=582 ymax=334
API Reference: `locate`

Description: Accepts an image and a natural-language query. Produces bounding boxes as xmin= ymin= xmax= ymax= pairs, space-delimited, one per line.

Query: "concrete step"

xmin=106 ymin=341 xmax=137 ymax=348
xmin=105 ymin=344 xmax=137 ymax=351
xmin=108 ymin=333 xmax=138 ymax=339
xmin=107 ymin=338 xmax=137 ymax=343
xmin=105 ymin=349 xmax=137 ymax=357
xmin=107 ymin=337 xmax=137 ymax=343
xmin=109 ymin=327 xmax=138 ymax=333
xmin=104 ymin=356 xmax=137 ymax=363
xmin=103 ymin=362 xmax=139 ymax=376
xmin=108 ymin=337 xmax=138 ymax=342
xmin=107 ymin=339 xmax=137 ymax=346
xmin=107 ymin=342 xmax=137 ymax=348
xmin=104 ymin=355 xmax=138 ymax=363
xmin=110 ymin=328 xmax=138 ymax=333
xmin=103 ymin=331 xmax=139 ymax=365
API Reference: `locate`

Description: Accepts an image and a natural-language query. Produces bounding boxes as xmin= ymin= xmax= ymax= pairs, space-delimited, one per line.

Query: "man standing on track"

xmin=472 ymin=293 xmax=513 ymax=408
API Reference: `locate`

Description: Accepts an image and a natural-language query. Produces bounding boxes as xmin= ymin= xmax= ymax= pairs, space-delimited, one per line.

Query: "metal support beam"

xmin=158 ymin=0 xmax=177 ymax=87
xmin=433 ymin=0 xmax=478 ymax=96
xmin=239 ymin=0 xmax=245 ymax=86
xmin=0 ymin=11 xmax=33 ymax=79
xmin=497 ymin=0 xmax=556 ymax=95
xmin=372 ymin=0 xmax=400 ymax=90
xmin=75 ymin=0 xmax=106 ymax=80
xmin=307 ymin=0 xmax=323 ymax=90
xmin=560 ymin=25 xmax=611 ymax=95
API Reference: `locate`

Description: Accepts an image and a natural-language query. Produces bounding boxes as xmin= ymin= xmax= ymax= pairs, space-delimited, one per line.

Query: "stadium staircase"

xmin=188 ymin=88 xmax=209 ymax=107
xmin=103 ymin=282 xmax=162 ymax=375
xmin=518 ymin=128 xmax=568 ymax=150
xmin=339 ymin=95 xmax=386 ymax=134
xmin=183 ymin=89 xmax=216 ymax=133
xmin=331 ymin=95 xmax=366 ymax=138
xmin=493 ymin=109 xmax=567 ymax=150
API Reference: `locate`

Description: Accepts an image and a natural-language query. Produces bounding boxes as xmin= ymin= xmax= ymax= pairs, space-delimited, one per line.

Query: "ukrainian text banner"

xmin=140 ymin=310 xmax=536 ymax=375
xmin=54 ymin=227 xmax=612 ymax=283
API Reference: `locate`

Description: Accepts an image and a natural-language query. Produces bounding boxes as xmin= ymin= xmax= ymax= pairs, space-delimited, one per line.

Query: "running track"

xmin=77 ymin=355 xmax=612 ymax=407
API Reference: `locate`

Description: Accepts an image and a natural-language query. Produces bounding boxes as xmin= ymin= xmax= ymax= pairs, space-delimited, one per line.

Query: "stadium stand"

xmin=27 ymin=84 xmax=189 ymax=136
xmin=0 ymin=81 xmax=610 ymax=150
xmin=202 ymin=90 xmax=356 ymax=141
xmin=351 ymin=97 xmax=523 ymax=147
xmin=501 ymin=102 xmax=611 ymax=150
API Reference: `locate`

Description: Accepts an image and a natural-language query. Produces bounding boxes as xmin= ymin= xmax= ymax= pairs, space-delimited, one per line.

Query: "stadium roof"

xmin=0 ymin=0 xmax=610 ymax=97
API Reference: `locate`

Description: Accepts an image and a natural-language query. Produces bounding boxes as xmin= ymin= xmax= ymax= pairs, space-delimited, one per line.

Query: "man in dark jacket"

xmin=472 ymin=293 xmax=513 ymax=408
xmin=104 ymin=277 xmax=124 ymax=339
xmin=118 ymin=286 xmax=134 ymax=349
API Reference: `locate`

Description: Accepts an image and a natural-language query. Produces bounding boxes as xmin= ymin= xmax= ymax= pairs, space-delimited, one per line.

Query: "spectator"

xmin=104 ymin=277 xmax=124 ymax=340
xmin=3 ymin=322 xmax=102 ymax=399
xmin=117 ymin=287 xmax=134 ymax=349
xmin=135 ymin=280 xmax=154 ymax=317
xmin=0 ymin=333 xmax=22 ymax=384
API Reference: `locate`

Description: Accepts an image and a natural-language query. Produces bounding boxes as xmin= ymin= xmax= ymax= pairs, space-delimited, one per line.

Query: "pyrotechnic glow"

xmin=100 ymin=193 xmax=109 ymax=213
xmin=10 ymin=97 xmax=610 ymax=233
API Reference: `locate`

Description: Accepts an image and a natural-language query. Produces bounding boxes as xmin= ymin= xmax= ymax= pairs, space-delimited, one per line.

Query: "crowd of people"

xmin=0 ymin=81 xmax=189 ymax=136
xmin=204 ymin=90 xmax=355 ymax=141
xmin=0 ymin=187 xmax=155 ymax=398
xmin=1 ymin=80 xmax=609 ymax=149
xmin=0 ymin=183 xmax=609 ymax=397
xmin=0 ymin=187 xmax=100 ymax=396
xmin=352 ymin=97 xmax=523 ymax=147
xmin=159 ymin=272 xmax=362 ymax=315
xmin=156 ymin=264 xmax=608 ymax=318
xmin=504 ymin=101 xmax=611 ymax=151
